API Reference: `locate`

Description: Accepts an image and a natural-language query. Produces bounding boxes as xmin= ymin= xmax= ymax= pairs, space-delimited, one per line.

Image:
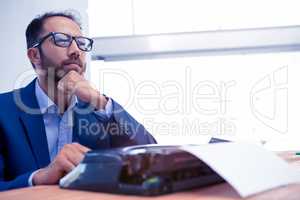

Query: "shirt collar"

xmin=35 ymin=79 xmax=78 ymax=114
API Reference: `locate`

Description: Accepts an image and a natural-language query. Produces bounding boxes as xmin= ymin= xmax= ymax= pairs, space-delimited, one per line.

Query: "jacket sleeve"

xmin=95 ymin=98 xmax=157 ymax=147
xmin=0 ymin=139 xmax=34 ymax=191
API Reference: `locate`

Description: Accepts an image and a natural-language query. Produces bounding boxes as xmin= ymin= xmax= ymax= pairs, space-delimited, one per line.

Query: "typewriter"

xmin=59 ymin=144 xmax=224 ymax=196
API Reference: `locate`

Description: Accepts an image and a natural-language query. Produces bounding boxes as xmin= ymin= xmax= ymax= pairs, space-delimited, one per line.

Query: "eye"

xmin=54 ymin=33 xmax=71 ymax=46
xmin=76 ymin=37 xmax=89 ymax=46
xmin=76 ymin=37 xmax=93 ymax=51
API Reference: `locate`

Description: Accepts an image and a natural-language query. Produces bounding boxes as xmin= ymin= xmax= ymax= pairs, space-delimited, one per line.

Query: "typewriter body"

xmin=60 ymin=144 xmax=224 ymax=196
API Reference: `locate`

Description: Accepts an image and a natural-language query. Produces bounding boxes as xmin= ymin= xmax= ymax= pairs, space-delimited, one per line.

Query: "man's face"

xmin=36 ymin=16 xmax=86 ymax=82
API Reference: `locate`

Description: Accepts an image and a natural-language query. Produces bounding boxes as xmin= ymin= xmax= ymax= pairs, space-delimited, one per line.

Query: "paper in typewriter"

xmin=181 ymin=143 xmax=300 ymax=198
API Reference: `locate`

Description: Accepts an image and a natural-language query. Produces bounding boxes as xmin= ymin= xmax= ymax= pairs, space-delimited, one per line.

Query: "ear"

xmin=27 ymin=48 xmax=41 ymax=67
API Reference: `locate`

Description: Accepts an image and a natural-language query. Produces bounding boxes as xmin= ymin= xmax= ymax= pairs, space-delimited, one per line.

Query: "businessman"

xmin=0 ymin=11 xmax=156 ymax=191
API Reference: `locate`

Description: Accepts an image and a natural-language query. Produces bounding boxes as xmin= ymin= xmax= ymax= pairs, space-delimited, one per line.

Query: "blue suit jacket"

xmin=0 ymin=79 xmax=156 ymax=191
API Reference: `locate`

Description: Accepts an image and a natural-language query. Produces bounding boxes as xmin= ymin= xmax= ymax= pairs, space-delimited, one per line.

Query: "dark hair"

xmin=25 ymin=10 xmax=82 ymax=49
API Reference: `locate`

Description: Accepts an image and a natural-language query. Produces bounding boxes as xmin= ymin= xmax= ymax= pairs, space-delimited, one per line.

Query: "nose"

xmin=67 ymin=39 xmax=81 ymax=59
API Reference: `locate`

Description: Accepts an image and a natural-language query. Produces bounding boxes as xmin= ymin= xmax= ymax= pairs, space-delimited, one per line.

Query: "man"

xmin=0 ymin=11 xmax=156 ymax=191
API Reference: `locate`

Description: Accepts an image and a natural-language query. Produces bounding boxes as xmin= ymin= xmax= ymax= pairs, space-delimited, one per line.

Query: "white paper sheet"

xmin=181 ymin=143 xmax=300 ymax=198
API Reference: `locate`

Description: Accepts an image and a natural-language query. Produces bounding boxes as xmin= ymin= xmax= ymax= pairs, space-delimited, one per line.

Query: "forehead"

xmin=42 ymin=16 xmax=82 ymax=36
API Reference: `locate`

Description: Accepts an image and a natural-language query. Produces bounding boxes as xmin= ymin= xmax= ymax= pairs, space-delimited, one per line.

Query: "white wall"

xmin=89 ymin=0 xmax=300 ymax=150
xmin=0 ymin=0 xmax=88 ymax=93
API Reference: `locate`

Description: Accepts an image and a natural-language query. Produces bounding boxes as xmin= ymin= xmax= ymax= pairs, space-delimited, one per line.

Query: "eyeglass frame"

xmin=31 ymin=32 xmax=94 ymax=52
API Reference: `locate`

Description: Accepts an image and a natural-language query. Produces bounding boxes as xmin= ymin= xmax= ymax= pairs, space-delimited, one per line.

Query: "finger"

xmin=57 ymin=72 xmax=74 ymax=89
xmin=62 ymin=144 xmax=86 ymax=166
xmin=60 ymin=158 xmax=76 ymax=173
xmin=63 ymin=70 xmax=82 ymax=83
xmin=57 ymin=78 xmax=73 ymax=91
xmin=51 ymin=153 xmax=77 ymax=174
xmin=57 ymin=78 xmax=69 ymax=93
xmin=72 ymin=143 xmax=91 ymax=153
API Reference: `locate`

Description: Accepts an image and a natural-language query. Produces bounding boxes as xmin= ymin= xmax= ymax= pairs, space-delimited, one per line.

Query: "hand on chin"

xmin=56 ymin=66 xmax=82 ymax=81
xmin=57 ymin=70 xmax=107 ymax=110
xmin=57 ymin=70 xmax=86 ymax=96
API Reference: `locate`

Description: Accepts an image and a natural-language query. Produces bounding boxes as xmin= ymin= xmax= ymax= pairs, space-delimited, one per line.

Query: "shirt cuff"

xmin=93 ymin=97 xmax=113 ymax=119
xmin=28 ymin=169 xmax=42 ymax=186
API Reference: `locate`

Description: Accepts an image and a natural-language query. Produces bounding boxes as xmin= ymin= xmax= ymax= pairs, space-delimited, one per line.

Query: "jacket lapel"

xmin=18 ymin=79 xmax=50 ymax=168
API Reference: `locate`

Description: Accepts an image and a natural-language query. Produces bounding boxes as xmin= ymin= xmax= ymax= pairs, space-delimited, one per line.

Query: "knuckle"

xmin=61 ymin=144 xmax=72 ymax=152
xmin=69 ymin=71 xmax=77 ymax=78
xmin=55 ymin=154 xmax=64 ymax=164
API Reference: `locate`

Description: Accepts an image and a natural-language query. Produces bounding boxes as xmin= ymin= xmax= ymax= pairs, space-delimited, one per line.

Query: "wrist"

xmin=94 ymin=94 xmax=108 ymax=110
xmin=32 ymin=168 xmax=47 ymax=185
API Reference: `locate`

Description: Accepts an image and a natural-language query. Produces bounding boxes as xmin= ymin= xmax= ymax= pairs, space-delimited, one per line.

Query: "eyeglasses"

xmin=32 ymin=32 xmax=94 ymax=52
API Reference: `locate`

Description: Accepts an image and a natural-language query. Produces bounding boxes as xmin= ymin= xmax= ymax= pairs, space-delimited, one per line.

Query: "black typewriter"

xmin=59 ymin=144 xmax=224 ymax=196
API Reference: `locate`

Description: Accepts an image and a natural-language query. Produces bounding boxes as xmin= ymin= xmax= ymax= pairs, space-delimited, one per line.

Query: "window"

xmin=88 ymin=0 xmax=300 ymax=36
xmin=91 ymin=52 xmax=300 ymax=150
xmin=88 ymin=0 xmax=300 ymax=150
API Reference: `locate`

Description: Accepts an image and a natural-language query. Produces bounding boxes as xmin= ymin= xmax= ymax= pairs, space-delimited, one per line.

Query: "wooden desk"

xmin=1 ymin=152 xmax=300 ymax=200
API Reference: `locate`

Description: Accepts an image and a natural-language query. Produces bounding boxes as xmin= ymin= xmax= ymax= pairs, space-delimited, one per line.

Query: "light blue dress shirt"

xmin=28 ymin=80 xmax=112 ymax=185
